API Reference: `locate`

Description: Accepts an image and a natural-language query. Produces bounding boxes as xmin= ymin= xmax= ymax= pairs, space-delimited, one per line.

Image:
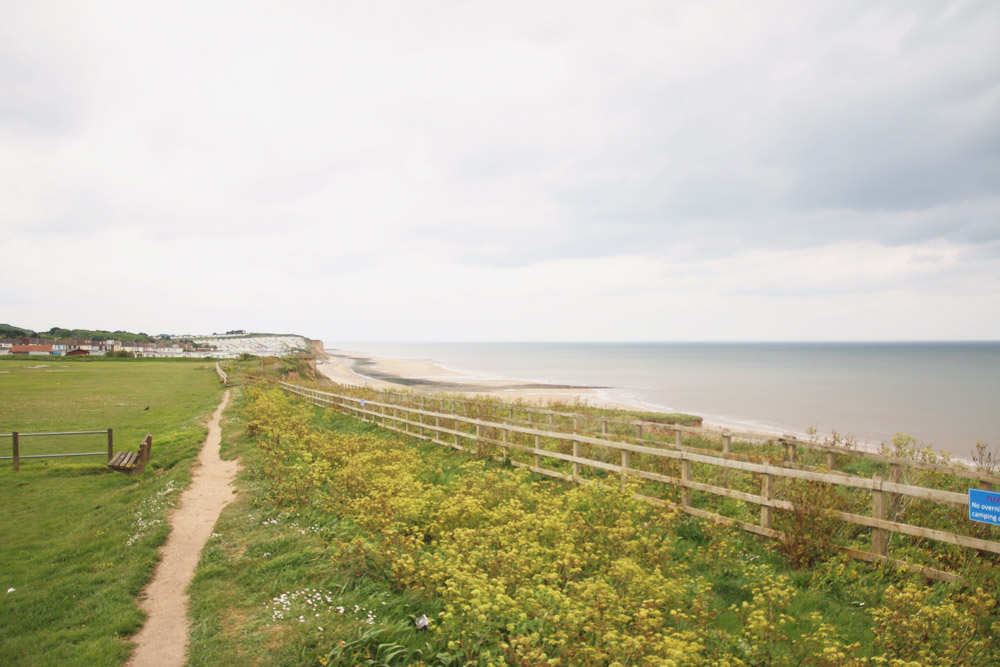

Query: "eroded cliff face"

xmin=309 ymin=340 xmax=329 ymax=360
xmin=281 ymin=358 xmax=321 ymax=384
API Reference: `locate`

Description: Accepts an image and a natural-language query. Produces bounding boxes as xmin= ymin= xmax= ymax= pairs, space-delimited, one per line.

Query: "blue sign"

xmin=968 ymin=489 xmax=1000 ymax=526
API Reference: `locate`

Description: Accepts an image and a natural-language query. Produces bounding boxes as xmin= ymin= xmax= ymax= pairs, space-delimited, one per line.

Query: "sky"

xmin=2 ymin=0 xmax=998 ymax=342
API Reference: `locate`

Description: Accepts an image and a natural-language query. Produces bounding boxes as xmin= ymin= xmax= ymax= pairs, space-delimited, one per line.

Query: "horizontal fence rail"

xmin=359 ymin=387 xmax=1000 ymax=488
xmin=216 ymin=362 xmax=228 ymax=386
xmin=280 ymin=382 xmax=1000 ymax=584
xmin=1 ymin=429 xmax=114 ymax=471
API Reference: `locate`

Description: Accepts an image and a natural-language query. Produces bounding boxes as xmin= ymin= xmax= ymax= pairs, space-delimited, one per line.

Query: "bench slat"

xmin=109 ymin=451 xmax=137 ymax=470
xmin=108 ymin=434 xmax=153 ymax=474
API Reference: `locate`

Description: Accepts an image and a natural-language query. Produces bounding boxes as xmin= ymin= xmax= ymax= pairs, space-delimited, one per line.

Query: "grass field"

xmin=0 ymin=357 xmax=223 ymax=666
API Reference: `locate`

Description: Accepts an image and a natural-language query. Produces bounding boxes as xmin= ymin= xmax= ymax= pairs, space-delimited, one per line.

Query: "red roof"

xmin=12 ymin=345 xmax=53 ymax=353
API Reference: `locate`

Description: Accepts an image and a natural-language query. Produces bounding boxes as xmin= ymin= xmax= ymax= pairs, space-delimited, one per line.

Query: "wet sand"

xmin=315 ymin=349 xmax=639 ymax=410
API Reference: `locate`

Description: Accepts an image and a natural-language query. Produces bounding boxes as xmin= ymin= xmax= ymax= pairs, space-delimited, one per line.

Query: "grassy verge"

xmin=188 ymin=383 xmax=1000 ymax=665
xmin=0 ymin=358 xmax=223 ymax=666
xmin=187 ymin=388 xmax=458 ymax=666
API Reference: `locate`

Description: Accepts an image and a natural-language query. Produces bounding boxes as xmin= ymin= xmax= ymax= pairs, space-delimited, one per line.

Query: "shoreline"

xmin=316 ymin=347 xmax=850 ymax=444
xmin=316 ymin=349 xmax=641 ymax=411
xmin=315 ymin=346 xmax=922 ymax=459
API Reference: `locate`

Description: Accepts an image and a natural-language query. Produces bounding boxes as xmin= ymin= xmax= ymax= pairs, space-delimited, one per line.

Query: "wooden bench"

xmin=108 ymin=434 xmax=152 ymax=475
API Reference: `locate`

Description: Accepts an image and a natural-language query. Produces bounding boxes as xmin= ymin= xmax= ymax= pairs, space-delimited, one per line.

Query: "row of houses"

xmin=1 ymin=334 xmax=309 ymax=359
xmin=0 ymin=338 xmax=189 ymax=357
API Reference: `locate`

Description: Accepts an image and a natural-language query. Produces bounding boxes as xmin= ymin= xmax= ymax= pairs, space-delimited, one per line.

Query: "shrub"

xmin=871 ymin=582 xmax=1000 ymax=665
xmin=773 ymin=479 xmax=849 ymax=568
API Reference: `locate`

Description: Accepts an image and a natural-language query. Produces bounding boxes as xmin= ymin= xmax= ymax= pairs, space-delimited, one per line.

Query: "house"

xmin=77 ymin=340 xmax=114 ymax=353
xmin=153 ymin=342 xmax=183 ymax=357
xmin=66 ymin=348 xmax=90 ymax=356
xmin=118 ymin=341 xmax=160 ymax=357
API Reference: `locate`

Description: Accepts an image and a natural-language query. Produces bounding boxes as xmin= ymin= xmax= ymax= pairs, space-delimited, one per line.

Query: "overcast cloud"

xmin=1 ymin=0 xmax=998 ymax=341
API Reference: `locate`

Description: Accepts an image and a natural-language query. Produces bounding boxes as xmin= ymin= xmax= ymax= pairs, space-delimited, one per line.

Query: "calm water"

xmin=328 ymin=342 xmax=1000 ymax=459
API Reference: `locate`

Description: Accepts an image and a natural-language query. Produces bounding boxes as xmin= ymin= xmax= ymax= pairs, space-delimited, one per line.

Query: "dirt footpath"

xmin=127 ymin=390 xmax=237 ymax=667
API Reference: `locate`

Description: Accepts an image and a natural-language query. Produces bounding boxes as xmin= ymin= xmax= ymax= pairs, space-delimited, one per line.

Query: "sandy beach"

xmin=313 ymin=343 xmax=997 ymax=463
xmin=316 ymin=349 xmax=642 ymax=411
xmin=314 ymin=347 xmax=904 ymax=456
xmin=313 ymin=349 xmax=850 ymax=449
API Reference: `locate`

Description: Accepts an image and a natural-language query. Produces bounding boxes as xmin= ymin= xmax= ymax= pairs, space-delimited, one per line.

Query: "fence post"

xmin=681 ymin=458 xmax=692 ymax=507
xmin=760 ymin=472 xmax=772 ymax=530
xmin=503 ymin=428 xmax=509 ymax=461
xmin=872 ymin=475 xmax=888 ymax=558
xmin=827 ymin=451 xmax=836 ymax=470
xmin=722 ymin=431 xmax=731 ymax=455
xmin=781 ymin=438 xmax=797 ymax=463
xmin=602 ymin=420 xmax=608 ymax=435
xmin=572 ymin=440 xmax=580 ymax=480
xmin=675 ymin=429 xmax=682 ymax=447
xmin=535 ymin=434 xmax=541 ymax=469
xmin=12 ymin=431 xmax=19 ymax=472
xmin=107 ymin=428 xmax=114 ymax=462
xmin=621 ymin=449 xmax=630 ymax=488
xmin=635 ymin=423 xmax=643 ymax=439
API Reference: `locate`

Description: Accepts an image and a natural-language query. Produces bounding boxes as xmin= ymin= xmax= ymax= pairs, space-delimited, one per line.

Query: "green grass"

xmin=187 ymin=391 xmax=458 ymax=666
xmin=1 ymin=357 xmax=220 ymax=457
xmin=0 ymin=357 xmax=224 ymax=666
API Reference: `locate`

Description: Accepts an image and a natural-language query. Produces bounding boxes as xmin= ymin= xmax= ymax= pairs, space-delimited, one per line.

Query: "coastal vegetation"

xmin=293 ymin=382 xmax=999 ymax=578
xmin=187 ymin=361 xmax=999 ymax=666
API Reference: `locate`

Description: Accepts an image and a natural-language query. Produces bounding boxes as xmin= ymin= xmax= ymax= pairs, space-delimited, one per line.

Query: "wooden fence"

xmin=216 ymin=362 xmax=228 ymax=386
xmin=0 ymin=429 xmax=114 ymax=472
xmin=335 ymin=385 xmax=999 ymax=490
xmin=280 ymin=382 xmax=1000 ymax=584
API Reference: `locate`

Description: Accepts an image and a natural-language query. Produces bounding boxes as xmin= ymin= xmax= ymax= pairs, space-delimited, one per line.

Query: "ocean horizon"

xmin=326 ymin=341 xmax=1000 ymax=460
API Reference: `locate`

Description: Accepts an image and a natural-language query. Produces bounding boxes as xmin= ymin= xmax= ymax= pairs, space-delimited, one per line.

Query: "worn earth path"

xmin=127 ymin=390 xmax=237 ymax=667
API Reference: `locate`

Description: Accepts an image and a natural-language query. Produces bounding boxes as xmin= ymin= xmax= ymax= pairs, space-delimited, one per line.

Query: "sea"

xmin=326 ymin=342 xmax=1000 ymax=461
